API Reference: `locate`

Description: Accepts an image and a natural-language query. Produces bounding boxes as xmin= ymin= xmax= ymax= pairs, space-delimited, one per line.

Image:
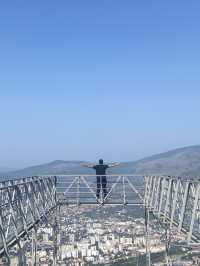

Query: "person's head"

xmin=99 ymin=159 xmax=103 ymax=165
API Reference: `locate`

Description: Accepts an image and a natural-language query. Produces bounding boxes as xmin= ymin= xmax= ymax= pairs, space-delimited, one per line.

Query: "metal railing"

xmin=145 ymin=175 xmax=200 ymax=243
xmin=55 ymin=175 xmax=144 ymax=205
xmin=0 ymin=176 xmax=56 ymax=259
xmin=0 ymin=174 xmax=144 ymax=259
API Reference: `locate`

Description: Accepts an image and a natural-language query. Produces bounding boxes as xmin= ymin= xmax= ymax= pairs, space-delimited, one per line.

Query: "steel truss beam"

xmin=56 ymin=175 xmax=144 ymax=206
xmin=0 ymin=174 xmax=144 ymax=259
xmin=145 ymin=176 xmax=200 ymax=243
xmin=1 ymin=174 xmax=200 ymax=260
xmin=0 ymin=176 xmax=57 ymax=258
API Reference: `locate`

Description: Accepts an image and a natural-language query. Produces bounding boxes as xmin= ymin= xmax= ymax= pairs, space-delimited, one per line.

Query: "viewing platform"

xmin=1 ymin=174 xmax=200 ymax=262
xmin=56 ymin=175 xmax=144 ymax=206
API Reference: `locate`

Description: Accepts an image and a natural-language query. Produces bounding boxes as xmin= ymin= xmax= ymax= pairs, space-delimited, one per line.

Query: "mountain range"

xmin=1 ymin=145 xmax=200 ymax=179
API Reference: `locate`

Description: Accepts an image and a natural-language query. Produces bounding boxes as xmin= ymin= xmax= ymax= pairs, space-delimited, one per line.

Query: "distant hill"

xmin=110 ymin=145 xmax=200 ymax=177
xmin=132 ymin=145 xmax=200 ymax=177
xmin=1 ymin=145 xmax=200 ymax=178
xmin=0 ymin=160 xmax=95 ymax=178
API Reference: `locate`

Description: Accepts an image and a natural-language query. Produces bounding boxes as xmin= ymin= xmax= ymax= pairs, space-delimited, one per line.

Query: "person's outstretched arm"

xmin=108 ymin=162 xmax=121 ymax=168
xmin=81 ymin=163 xmax=95 ymax=168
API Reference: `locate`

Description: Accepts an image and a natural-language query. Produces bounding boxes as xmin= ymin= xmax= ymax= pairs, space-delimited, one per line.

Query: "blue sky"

xmin=1 ymin=1 xmax=200 ymax=168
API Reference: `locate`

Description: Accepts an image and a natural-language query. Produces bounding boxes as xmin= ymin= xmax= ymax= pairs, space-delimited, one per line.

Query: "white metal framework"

xmin=145 ymin=176 xmax=200 ymax=243
xmin=56 ymin=175 xmax=144 ymax=206
xmin=0 ymin=175 xmax=144 ymax=260
xmin=1 ymin=174 xmax=200 ymax=262
xmin=0 ymin=176 xmax=57 ymax=260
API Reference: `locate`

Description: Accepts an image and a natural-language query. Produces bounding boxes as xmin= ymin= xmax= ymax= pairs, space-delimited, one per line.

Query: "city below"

xmin=2 ymin=204 xmax=200 ymax=266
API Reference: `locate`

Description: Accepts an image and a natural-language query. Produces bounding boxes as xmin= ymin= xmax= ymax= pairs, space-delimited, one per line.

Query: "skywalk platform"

xmin=0 ymin=175 xmax=144 ymax=260
xmin=1 ymin=174 xmax=200 ymax=261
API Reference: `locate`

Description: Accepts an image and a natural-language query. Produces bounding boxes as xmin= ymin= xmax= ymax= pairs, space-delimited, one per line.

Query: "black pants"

xmin=96 ymin=176 xmax=107 ymax=198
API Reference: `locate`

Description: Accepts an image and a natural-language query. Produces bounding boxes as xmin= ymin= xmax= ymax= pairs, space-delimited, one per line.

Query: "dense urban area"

xmin=1 ymin=204 xmax=200 ymax=266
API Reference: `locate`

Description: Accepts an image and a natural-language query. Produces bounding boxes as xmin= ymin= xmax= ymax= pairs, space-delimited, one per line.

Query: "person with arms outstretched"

xmin=82 ymin=159 xmax=120 ymax=199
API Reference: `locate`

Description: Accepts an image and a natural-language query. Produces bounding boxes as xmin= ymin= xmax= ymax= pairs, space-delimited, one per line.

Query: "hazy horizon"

xmin=1 ymin=144 xmax=200 ymax=170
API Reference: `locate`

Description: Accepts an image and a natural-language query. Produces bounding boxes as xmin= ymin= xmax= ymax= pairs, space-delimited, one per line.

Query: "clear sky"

xmin=1 ymin=1 xmax=200 ymax=168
